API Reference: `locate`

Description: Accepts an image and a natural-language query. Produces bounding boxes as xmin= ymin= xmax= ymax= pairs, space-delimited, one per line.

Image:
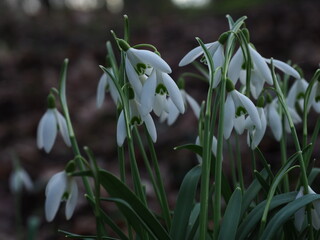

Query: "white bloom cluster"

xmin=178 ymin=31 xmax=308 ymax=149
xmin=97 ymin=40 xmax=202 ymax=146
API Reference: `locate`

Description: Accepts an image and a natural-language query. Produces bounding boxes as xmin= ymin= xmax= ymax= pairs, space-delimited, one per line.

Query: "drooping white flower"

xmin=37 ymin=108 xmax=71 ymax=153
xmin=96 ymin=71 xmax=119 ymax=108
xmin=308 ymin=80 xmax=320 ymax=113
xmin=117 ymin=98 xmax=157 ymax=146
xmin=119 ymin=40 xmax=172 ymax=97
xmin=294 ymin=186 xmax=320 ymax=231
xmin=45 ymin=171 xmax=78 ymax=222
xmin=140 ymin=69 xmax=185 ymax=116
xmin=179 ymin=41 xmax=225 ymax=88
xmin=246 ymin=106 xmax=267 ymax=149
xmin=265 ymin=99 xmax=282 ymax=141
xmin=284 ymin=106 xmax=302 ymax=133
xmin=223 ymin=89 xmax=261 ymax=139
xmin=286 ymin=78 xmax=308 ymax=110
xmin=228 ymin=46 xmax=300 ymax=99
xmin=9 ymin=167 xmax=33 ymax=193
xmin=159 ymin=89 xmax=200 ymax=125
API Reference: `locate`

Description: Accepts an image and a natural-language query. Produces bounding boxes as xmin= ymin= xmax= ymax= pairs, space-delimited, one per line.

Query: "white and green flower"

xmin=45 ymin=171 xmax=78 ymax=222
xmin=9 ymin=167 xmax=33 ymax=193
xmin=37 ymin=108 xmax=71 ymax=153
xmin=96 ymin=71 xmax=119 ymax=108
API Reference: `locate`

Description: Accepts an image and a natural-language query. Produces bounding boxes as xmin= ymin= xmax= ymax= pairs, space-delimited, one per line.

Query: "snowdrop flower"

xmin=223 ymin=81 xmax=261 ymax=139
xmin=37 ymin=95 xmax=71 ymax=153
xmin=294 ymin=186 xmax=320 ymax=231
xmin=228 ymin=46 xmax=300 ymax=98
xmin=96 ymin=71 xmax=119 ymax=108
xmin=159 ymin=89 xmax=200 ymax=125
xmin=117 ymin=97 xmax=157 ymax=146
xmin=286 ymin=78 xmax=308 ymax=110
xmin=284 ymin=106 xmax=302 ymax=133
xmin=9 ymin=167 xmax=33 ymax=193
xmin=179 ymin=39 xmax=225 ymax=88
xmin=119 ymin=39 xmax=171 ymax=96
xmin=308 ymin=80 xmax=320 ymax=113
xmin=265 ymin=98 xmax=282 ymax=141
xmin=246 ymin=105 xmax=267 ymax=149
xmin=45 ymin=170 xmax=78 ymax=222
xmin=195 ymin=135 xmax=218 ymax=164
xmin=140 ymin=69 xmax=185 ymax=116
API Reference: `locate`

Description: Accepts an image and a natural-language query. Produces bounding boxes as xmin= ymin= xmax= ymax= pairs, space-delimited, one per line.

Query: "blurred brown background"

xmin=0 ymin=0 xmax=320 ymax=239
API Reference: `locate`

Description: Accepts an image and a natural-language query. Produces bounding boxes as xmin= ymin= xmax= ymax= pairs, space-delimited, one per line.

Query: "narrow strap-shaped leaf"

xmin=261 ymin=194 xmax=320 ymax=240
xmin=58 ymin=229 xmax=119 ymax=239
xmin=186 ymin=203 xmax=200 ymax=240
xmin=308 ymin=168 xmax=320 ymax=185
xmin=254 ymin=170 xmax=270 ymax=194
xmin=241 ymin=169 xmax=268 ymax=217
xmin=218 ymin=188 xmax=242 ymax=240
xmin=104 ymin=198 xmax=158 ymax=240
xmin=170 ymin=165 xmax=201 ymax=240
xmin=99 ymin=170 xmax=170 ymax=240
xmin=237 ymin=192 xmax=297 ymax=240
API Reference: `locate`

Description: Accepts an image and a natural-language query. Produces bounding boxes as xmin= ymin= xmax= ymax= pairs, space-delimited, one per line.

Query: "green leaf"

xmin=58 ymin=229 xmax=119 ymax=239
xmin=174 ymin=144 xmax=232 ymax=202
xmin=254 ymin=170 xmax=270 ymax=193
xmin=170 ymin=165 xmax=201 ymax=240
xmin=241 ymin=169 xmax=268 ymax=218
xmin=186 ymin=203 xmax=200 ymax=240
xmin=308 ymin=168 xmax=320 ymax=185
xmin=104 ymin=197 xmax=159 ymax=240
xmin=237 ymin=192 xmax=297 ymax=240
xmin=99 ymin=170 xmax=170 ymax=240
xmin=261 ymin=194 xmax=320 ymax=240
xmin=218 ymin=188 xmax=242 ymax=240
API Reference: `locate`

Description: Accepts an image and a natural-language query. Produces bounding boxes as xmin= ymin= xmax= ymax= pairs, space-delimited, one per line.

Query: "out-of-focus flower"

xmin=96 ymin=71 xmax=119 ymax=108
xmin=308 ymin=80 xmax=320 ymax=113
xmin=195 ymin=135 xmax=218 ymax=163
xmin=9 ymin=167 xmax=33 ymax=193
xmin=45 ymin=171 xmax=78 ymax=222
xmin=286 ymin=78 xmax=308 ymax=110
xmin=246 ymin=106 xmax=267 ymax=149
xmin=294 ymin=186 xmax=320 ymax=231
xmin=37 ymin=107 xmax=71 ymax=153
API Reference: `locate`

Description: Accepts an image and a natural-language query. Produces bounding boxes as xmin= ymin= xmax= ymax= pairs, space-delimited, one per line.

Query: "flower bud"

xmin=47 ymin=94 xmax=56 ymax=109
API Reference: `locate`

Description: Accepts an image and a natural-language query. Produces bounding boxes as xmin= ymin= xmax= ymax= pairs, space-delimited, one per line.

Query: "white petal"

xmin=140 ymin=70 xmax=157 ymax=116
xmin=116 ymin=111 xmax=127 ymax=146
xmin=45 ymin=171 xmax=67 ymax=222
xmin=55 ymin=110 xmax=71 ymax=147
xmin=162 ymin=73 xmax=185 ymax=113
xmin=143 ymin=114 xmax=157 ymax=142
xmin=19 ymin=169 xmax=33 ymax=192
xmin=250 ymin=70 xmax=265 ymax=99
xmin=286 ymin=81 xmax=299 ymax=108
xmin=167 ymin=99 xmax=180 ymax=125
xmin=179 ymin=42 xmax=216 ymax=67
xmin=249 ymin=45 xmax=273 ymax=85
xmin=185 ymin=92 xmax=200 ymax=119
xmin=42 ymin=109 xmax=58 ymax=153
xmin=153 ymin=94 xmax=166 ymax=117
xmin=233 ymin=90 xmax=261 ymax=129
xmin=107 ymin=73 xmax=120 ymax=104
xmin=65 ymin=178 xmax=78 ymax=220
xmin=267 ymin=103 xmax=282 ymax=141
xmin=128 ymin=48 xmax=171 ymax=73
xmin=223 ymin=94 xmax=235 ymax=139
xmin=234 ymin=115 xmax=246 ymax=135
xmin=212 ymin=44 xmax=225 ymax=88
xmin=239 ymin=69 xmax=247 ymax=86
xmin=125 ymin=57 xmax=142 ymax=96
xmin=251 ymin=108 xmax=267 ymax=149
xmin=228 ymin=48 xmax=244 ymax=84
xmin=312 ymin=210 xmax=320 ymax=230
xmin=294 ymin=207 xmax=305 ymax=231
xmin=96 ymin=73 xmax=107 ymax=108
xmin=265 ymin=58 xmax=300 ymax=79
xmin=159 ymin=111 xmax=168 ymax=123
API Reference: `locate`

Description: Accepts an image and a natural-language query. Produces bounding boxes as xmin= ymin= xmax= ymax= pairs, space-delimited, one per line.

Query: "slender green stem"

xmin=133 ymin=126 xmax=171 ymax=229
xmin=235 ymin=135 xmax=245 ymax=191
xmin=227 ymin=140 xmax=238 ymax=188
xmin=144 ymin=127 xmax=172 ymax=229
xmin=280 ymin=134 xmax=289 ymax=192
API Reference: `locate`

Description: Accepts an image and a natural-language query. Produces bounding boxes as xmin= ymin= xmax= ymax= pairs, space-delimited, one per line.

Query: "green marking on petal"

xmin=136 ymin=63 xmax=147 ymax=75
xmin=236 ymin=106 xmax=247 ymax=117
xmin=130 ymin=116 xmax=142 ymax=126
xmin=156 ymin=83 xmax=168 ymax=95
